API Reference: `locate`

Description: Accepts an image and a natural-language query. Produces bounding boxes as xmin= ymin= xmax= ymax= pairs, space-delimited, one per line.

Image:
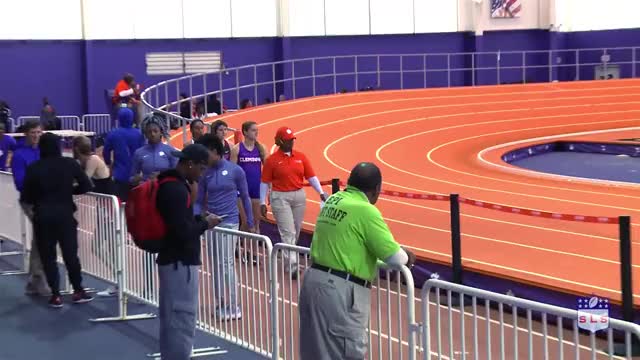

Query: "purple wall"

xmin=85 ymin=38 xmax=281 ymax=114
xmin=2 ymin=28 xmax=640 ymax=119
xmin=0 ymin=40 xmax=85 ymax=119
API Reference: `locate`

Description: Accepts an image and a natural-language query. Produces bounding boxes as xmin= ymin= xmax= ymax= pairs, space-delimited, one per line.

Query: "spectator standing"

xmin=21 ymin=133 xmax=94 ymax=308
xmin=113 ymin=73 xmax=142 ymax=126
xmin=103 ymin=108 xmax=145 ymax=201
xmin=231 ymin=121 xmax=266 ymax=234
xmin=210 ymin=120 xmax=231 ymax=160
xmin=12 ymin=121 xmax=50 ymax=296
xmin=206 ymin=93 xmax=222 ymax=115
xmin=39 ymin=97 xmax=59 ymax=130
xmin=260 ymin=127 xmax=328 ymax=277
xmin=0 ymin=100 xmax=10 ymax=131
xmin=179 ymin=93 xmax=192 ymax=120
xmin=298 ymin=162 xmax=416 ymax=359
xmin=73 ymin=136 xmax=114 ymax=195
xmin=0 ymin=121 xmax=16 ymax=171
xmin=72 ymin=135 xmax=118 ymax=297
xmin=195 ymin=134 xmax=254 ymax=320
xmin=113 ymin=73 xmax=139 ymax=108
xmin=131 ymin=114 xmax=178 ymax=185
xmin=187 ymin=119 xmax=206 ymax=146
xmin=155 ymin=144 xmax=222 ymax=360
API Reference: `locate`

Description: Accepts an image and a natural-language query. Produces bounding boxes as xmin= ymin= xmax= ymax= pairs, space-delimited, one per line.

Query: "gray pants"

xmin=299 ymin=268 xmax=370 ymax=360
xmin=270 ymin=189 xmax=306 ymax=269
xmin=25 ymin=218 xmax=50 ymax=295
xmin=210 ymin=223 xmax=239 ymax=307
xmin=158 ymin=262 xmax=199 ymax=360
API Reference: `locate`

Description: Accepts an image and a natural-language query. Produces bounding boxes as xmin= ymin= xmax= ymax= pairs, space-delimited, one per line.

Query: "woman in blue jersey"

xmin=230 ymin=121 xmax=266 ymax=234
xmin=195 ymin=133 xmax=254 ymax=321
xmin=131 ymin=113 xmax=178 ymax=185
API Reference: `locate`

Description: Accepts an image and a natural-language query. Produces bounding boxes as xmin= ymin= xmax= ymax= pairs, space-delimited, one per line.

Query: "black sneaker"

xmin=72 ymin=290 xmax=94 ymax=304
xmin=49 ymin=295 xmax=63 ymax=308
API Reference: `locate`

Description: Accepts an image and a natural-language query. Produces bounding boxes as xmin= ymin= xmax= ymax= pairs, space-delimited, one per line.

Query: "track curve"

xmin=171 ymin=79 xmax=640 ymax=304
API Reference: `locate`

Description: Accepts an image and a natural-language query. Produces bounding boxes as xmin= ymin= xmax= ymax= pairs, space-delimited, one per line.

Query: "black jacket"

xmin=155 ymin=169 xmax=209 ymax=266
xmin=21 ymin=137 xmax=92 ymax=218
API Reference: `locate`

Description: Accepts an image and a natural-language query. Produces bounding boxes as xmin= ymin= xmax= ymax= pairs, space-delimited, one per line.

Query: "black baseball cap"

xmin=171 ymin=144 xmax=210 ymax=164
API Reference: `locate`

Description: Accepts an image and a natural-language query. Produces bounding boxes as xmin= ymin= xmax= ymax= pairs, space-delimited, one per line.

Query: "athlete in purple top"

xmin=231 ymin=121 xmax=267 ymax=234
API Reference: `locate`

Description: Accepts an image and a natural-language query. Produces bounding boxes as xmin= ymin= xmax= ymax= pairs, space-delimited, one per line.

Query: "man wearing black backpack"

xmin=155 ymin=144 xmax=222 ymax=360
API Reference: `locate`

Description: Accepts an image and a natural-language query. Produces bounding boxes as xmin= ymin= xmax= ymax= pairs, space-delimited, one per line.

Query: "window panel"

xmin=370 ymin=0 xmax=414 ymax=35
xmin=324 ymin=0 xmax=369 ymax=36
xmin=183 ymin=0 xmax=232 ymax=38
xmin=0 ymin=0 xmax=82 ymax=40
xmin=414 ymin=0 xmax=458 ymax=33
xmin=83 ymin=0 xmax=135 ymax=40
xmin=231 ymin=0 xmax=278 ymax=37
xmin=133 ymin=0 xmax=184 ymax=39
xmin=287 ymin=0 xmax=325 ymax=36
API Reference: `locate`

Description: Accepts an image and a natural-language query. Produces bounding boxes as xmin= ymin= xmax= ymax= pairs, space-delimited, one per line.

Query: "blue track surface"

xmin=512 ymin=152 xmax=640 ymax=184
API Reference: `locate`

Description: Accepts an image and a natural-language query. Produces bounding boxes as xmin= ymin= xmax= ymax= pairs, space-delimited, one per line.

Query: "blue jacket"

xmin=12 ymin=145 xmax=39 ymax=192
xmin=131 ymin=143 xmax=178 ymax=181
xmin=103 ymin=108 xmax=145 ymax=182
xmin=195 ymin=159 xmax=254 ymax=228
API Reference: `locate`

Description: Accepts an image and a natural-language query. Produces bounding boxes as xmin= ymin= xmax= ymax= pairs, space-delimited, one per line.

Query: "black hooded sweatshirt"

xmin=21 ymin=133 xmax=93 ymax=218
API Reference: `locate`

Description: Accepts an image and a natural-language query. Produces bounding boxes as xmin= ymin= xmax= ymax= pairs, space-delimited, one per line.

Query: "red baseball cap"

xmin=275 ymin=126 xmax=296 ymax=141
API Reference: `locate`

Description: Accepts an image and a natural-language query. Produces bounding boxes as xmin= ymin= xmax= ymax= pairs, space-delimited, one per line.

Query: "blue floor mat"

xmin=0 ymin=247 xmax=264 ymax=360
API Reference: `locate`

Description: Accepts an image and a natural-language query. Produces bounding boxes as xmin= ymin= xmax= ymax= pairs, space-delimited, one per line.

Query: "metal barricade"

xmin=420 ymin=279 xmax=640 ymax=360
xmin=0 ymin=171 xmax=28 ymax=275
xmin=270 ymin=243 xmax=417 ymax=360
xmin=74 ymin=193 xmax=121 ymax=288
xmin=15 ymin=116 xmax=39 ymax=128
xmin=16 ymin=115 xmax=83 ymax=131
xmin=82 ymin=114 xmax=113 ymax=135
xmin=7 ymin=118 xmax=15 ymax=132
xmin=143 ymin=226 xmax=274 ymax=359
xmin=59 ymin=115 xmax=83 ymax=131
xmin=194 ymin=227 xmax=274 ymax=358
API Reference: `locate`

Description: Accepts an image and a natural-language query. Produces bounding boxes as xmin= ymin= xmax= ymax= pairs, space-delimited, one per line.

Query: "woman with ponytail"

xmin=231 ymin=121 xmax=266 ymax=234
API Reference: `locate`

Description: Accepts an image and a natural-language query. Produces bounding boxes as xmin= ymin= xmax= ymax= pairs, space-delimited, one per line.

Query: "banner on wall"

xmin=491 ymin=0 xmax=522 ymax=18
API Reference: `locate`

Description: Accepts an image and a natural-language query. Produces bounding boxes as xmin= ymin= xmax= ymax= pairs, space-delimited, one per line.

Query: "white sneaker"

xmin=97 ymin=286 xmax=118 ymax=297
xmin=224 ymin=306 xmax=242 ymax=321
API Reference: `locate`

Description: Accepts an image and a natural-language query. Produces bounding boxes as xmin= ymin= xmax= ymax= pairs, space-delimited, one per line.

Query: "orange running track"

xmin=170 ymin=79 xmax=640 ymax=306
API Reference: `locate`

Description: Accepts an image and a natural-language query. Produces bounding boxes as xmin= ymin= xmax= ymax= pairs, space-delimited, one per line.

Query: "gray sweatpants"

xmin=158 ymin=262 xmax=199 ymax=360
xmin=270 ymin=189 xmax=306 ymax=269
xmin=298 ymin=268 xmax=370 ymax=360
xmin=209 ymin=223 xmax=239 ymax=307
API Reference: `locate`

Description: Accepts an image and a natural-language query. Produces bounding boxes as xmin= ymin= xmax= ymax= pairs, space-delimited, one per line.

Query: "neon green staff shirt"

xmin=310 ymin=185 xmax=401 ymax=281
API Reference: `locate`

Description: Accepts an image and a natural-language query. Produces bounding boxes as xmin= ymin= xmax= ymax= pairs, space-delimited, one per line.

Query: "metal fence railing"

xmin=270 ymin=243 xmax=417 ymax=360
xmin=0 ymin=171 xmax=27 ymax=275
xmin=2 ymin=167 xmax=640 ymax=359
xmin=419 ymin=279 xmax=640 ymax=360
xmin=15 ymin=115 xmax=84 ymax=132
xmin=82 ymin=114 xmax=114 ymax=135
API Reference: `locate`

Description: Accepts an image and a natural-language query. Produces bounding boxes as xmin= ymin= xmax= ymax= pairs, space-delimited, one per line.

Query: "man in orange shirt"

xmin=113 ymin=73 xmax=142 ymax=126
xmin=260 ymin=127 xmax=328 ymax=277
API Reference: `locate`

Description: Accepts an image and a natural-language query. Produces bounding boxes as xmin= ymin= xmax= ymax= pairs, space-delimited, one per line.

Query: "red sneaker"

xmin=48 ymin=295 xmax=63 ymax=308
xmin=72 ymin=291 xmax=94 ymax=304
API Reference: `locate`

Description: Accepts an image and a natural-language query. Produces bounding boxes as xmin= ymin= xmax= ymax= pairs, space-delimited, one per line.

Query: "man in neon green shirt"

xmin=299 ymin=162 xmax=416 ymax=360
